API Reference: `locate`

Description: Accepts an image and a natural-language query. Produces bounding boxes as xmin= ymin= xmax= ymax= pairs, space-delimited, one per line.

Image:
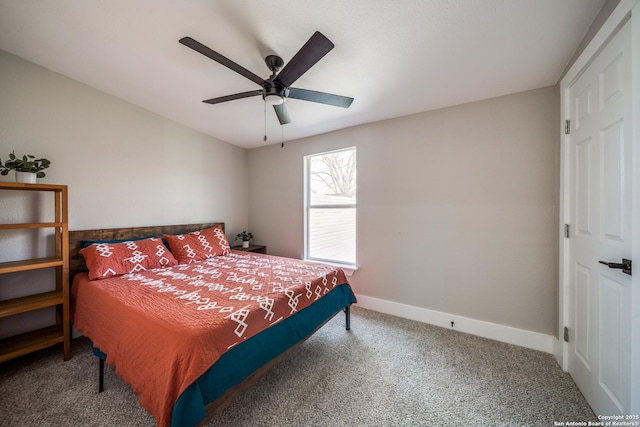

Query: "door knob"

xmin=598 ymin=258 xmax=632 ymax=276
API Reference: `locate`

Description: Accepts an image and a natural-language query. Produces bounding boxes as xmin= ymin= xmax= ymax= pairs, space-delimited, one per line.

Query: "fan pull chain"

xmin=263 ymin=102 xmax=267 ymax=142
xmin=281 ymin=125 xmax=284 ymax=148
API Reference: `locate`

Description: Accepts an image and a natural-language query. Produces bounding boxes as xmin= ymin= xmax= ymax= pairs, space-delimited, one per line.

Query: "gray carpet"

xmin=0 ymin=306 xmax=595 ymax=426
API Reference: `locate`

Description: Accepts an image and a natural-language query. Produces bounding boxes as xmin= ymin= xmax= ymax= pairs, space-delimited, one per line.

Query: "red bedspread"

xmin=72 ymin=251 xmax=351 ymax=426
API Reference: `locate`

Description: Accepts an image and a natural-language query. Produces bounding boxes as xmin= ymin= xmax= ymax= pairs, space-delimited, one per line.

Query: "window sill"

xmin=306 ymin=259 xmax=358 ymax=277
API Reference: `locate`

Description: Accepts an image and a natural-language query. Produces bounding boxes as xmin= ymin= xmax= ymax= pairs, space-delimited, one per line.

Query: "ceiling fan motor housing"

xmin=262 ymin=81 xmax=288 ymax=104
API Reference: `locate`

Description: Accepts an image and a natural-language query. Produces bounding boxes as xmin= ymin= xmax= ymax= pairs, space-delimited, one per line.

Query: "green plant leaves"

xmin=0 ymin=151 xmax=51 ymax=178
xmin=235 ymin=230 xmax=254 ymax=241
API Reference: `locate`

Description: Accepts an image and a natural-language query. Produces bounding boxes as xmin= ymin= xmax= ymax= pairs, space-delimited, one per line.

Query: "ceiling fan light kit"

xmin=264 ymin=94 xmax=285 ymax=106
xmin=179 ymin=31 xmax=353 ymax=126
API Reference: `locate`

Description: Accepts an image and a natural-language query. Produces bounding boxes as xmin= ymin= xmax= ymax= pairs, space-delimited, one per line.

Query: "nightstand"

xmin=233 ymin=244 xmax=267 ymax=254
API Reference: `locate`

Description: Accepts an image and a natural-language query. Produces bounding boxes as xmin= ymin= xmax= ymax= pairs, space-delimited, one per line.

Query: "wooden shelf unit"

xmin=0 ymin=182 xmax=70 ymax=362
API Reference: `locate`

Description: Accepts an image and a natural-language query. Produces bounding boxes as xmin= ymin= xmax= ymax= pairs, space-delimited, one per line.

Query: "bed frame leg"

xmin=98 ymin=358 xmax=104 ymax=393
xmin=344 ymin=305 xmax=351 ymax=331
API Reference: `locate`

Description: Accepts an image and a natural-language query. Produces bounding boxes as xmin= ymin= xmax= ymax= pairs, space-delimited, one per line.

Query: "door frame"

xmin=559 ymin=0 xmax=640 ymax=415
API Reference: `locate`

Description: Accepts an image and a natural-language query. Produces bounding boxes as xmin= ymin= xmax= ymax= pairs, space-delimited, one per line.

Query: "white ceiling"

xmin=0 ymin=0 xmax=605 ymax=149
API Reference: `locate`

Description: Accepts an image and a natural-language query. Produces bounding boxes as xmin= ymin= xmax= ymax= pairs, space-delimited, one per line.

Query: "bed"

xmin=69 ymin=222 xmax=356 ymax=427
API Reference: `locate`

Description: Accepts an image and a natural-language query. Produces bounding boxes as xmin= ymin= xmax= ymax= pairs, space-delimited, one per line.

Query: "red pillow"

xmin=80 ymin=237 xmax=178 ymax=280
xmin=164 ymin=225 xmax=231 ymax=264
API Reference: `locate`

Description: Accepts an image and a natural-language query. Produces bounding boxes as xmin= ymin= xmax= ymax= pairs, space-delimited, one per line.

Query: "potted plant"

xmin=0 ymin=151 xmax=51 ymax=183
xmin=235 ymin=231 xmax=254 ymax=248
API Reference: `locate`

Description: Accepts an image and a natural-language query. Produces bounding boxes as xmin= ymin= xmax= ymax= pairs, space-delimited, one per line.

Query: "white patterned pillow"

xmin=164 ymin=225 xmax=231 ymax=264
xmin=80 ymin=237 xmax=178 ymax=280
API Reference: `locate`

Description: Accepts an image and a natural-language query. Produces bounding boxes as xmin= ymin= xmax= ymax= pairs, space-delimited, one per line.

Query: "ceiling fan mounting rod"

xmin=265 ymin=55 xmax=284 ymax=75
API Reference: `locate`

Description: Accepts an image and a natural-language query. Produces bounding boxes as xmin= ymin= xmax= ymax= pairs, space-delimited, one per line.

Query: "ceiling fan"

xmin=179 ymin=31 xmax=354 ymax=125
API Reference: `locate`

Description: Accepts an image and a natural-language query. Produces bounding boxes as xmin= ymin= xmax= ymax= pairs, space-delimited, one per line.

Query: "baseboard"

xmin=355 ymin=294 xmax=555 ymax=354
xmin=552 ymin=337 xmax=562 ymax=366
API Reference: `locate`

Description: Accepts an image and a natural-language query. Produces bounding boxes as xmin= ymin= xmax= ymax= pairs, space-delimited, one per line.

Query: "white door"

xmin=567 ymin=20 xmax=632 ymax=416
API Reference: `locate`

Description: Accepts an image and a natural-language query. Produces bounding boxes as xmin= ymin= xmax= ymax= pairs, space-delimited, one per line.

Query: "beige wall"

xmin=248 ymin=86 xmax=559 ymax=336
xmin=0 ymin=50 xmax=248 ymax=231
xmin=0 ymin=50 xmax=248 ymax=338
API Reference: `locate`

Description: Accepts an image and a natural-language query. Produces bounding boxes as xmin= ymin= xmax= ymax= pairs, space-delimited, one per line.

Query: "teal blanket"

xmin=172 ymin=284 xmax=355 ymax=427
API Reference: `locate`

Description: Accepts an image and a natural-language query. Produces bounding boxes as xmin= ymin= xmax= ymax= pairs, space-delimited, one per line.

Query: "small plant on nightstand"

xmin=235 ymin=231 xmax=254 ymax=248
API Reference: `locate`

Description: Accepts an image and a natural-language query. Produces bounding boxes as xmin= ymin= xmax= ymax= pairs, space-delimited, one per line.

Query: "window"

xmin=304 ymin=147 xmax=356 ymax=266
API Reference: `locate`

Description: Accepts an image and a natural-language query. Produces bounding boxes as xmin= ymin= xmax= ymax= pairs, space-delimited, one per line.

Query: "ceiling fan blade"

xmin=203 ymin=90 xmax=263 ymax=105
xmin=275 ymin=31 xmax=334 ymax=88
xmin=180 ymin=37 xmax=265 ymax=86
xmin=288 ymin=87 xmax=353 ymax=108
xmin=273 ymin=103 xmax=291 ymax=125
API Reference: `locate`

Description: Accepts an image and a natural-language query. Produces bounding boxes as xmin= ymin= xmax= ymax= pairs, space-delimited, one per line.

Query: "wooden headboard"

xmin=69 ymin=222 xmax=224 ymax=277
